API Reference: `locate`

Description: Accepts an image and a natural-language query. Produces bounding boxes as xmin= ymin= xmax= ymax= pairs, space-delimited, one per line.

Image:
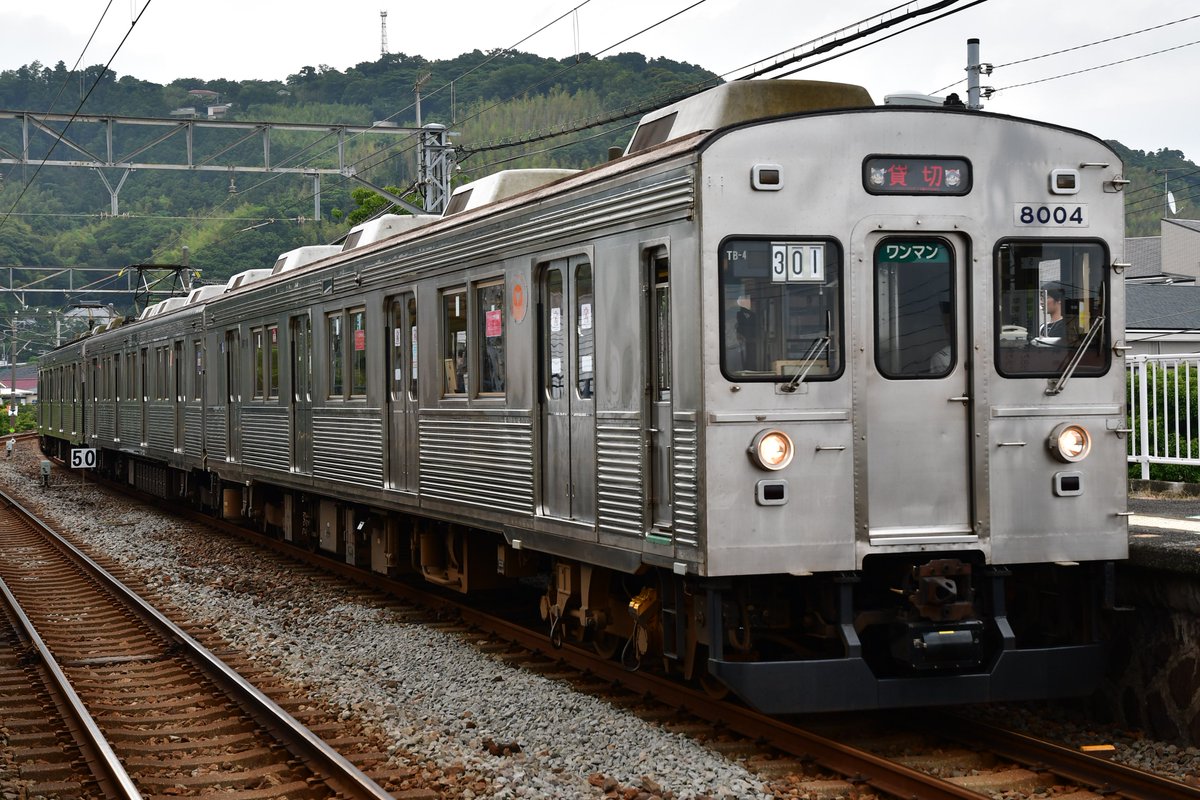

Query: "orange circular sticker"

xmin=511 ymin=274 xmax=528 ymax=323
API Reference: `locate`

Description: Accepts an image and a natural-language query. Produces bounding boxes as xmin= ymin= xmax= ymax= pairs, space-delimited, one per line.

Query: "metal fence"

xmin=1127 ymin=353 xmax=1200 ymax=479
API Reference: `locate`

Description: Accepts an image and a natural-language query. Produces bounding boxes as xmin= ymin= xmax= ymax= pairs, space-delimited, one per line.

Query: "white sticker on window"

xmin=580 ymin=303 xmax=593 ymax=330
xmin=550 ymin=307 xmax=562 ymax=333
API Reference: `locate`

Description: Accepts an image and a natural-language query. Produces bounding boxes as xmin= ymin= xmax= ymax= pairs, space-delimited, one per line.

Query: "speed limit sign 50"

xmin=71 ymin=448 xmax=98 ymax=469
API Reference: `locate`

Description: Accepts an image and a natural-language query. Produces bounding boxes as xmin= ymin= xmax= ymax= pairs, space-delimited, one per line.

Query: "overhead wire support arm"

xmin=344 ymin=173 xmax=428 ymax=217
xmin=0 ymin=110 xmax=425 ymax=216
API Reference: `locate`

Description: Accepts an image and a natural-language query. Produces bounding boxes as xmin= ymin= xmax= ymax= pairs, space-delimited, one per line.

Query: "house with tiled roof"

xmin=1126 ymin=218 xmax=1200 ymax=354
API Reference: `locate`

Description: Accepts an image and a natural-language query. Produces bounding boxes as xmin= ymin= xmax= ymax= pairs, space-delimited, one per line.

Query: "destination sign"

xmin=864 ymin=156 xmax=971 ymax=196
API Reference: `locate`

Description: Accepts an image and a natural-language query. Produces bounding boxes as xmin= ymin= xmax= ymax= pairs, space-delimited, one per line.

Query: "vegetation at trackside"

xmin=0 ymin=50 xmax=1194 ymax=359
xmin=1128 ymin=362 xmax=1200 ymax=483
xmin=0 ymin=51 xmax=717 ymax=294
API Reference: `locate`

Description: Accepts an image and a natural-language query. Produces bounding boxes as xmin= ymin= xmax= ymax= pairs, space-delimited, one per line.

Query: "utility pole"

xmin=966 ymin=38 xmax=994 ymax=111
xmin=1159 ymin=169 xmax=1180 ymax=216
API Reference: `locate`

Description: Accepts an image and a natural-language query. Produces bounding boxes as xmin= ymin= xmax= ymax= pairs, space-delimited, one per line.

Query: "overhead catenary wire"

xmin=151 ymin=2 xmax=608 ymax=257
xmin=0 ymin=0 xmax=154 ymax=235
xmin=932 ymin=13 xmax=1200 ymax=94
xmin=991 ymin=39 xmax=1200 ymax=93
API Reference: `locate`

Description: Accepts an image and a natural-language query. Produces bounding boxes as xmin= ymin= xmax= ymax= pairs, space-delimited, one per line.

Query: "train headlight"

xmin=749 ymin=429 xmax=794 ymax=471
xmin=1048 ymin=423 xmax=1091 ymax=463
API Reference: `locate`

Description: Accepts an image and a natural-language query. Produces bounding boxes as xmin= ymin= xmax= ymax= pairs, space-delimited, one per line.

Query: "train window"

xmin=477 ymin=281 xmax=505 ymax=395
xmin=545 ymin=269 xmax=565 ymax=400
xmin=874 ymin=238 xmax=954 ymax=379
xmin=350 ymin=309 xmax=367 ymax=398
xmin=389 ymin=298 xmax=405 ymax=400
xmin=253 ymin=328 xmax=266 ymax=399
xmin=327 ymin=312 xmax=344 ymax=398
xmin=651 ymin=252 xmax=671 ymax=400
xmin=267 ymin=325 xmax=280 ymax=399
xmin=443 ymin=288 xmax=468 ymax=396
xmin=158 ymin=346 xmax=170 ymax=400
xmin=576 ymin=264 xmax=594 ymax=399
xmin=719 ymin=237 xmax=842 ymax=382
xmin=408 ymin=296 xmax=418 ymax=401
xmin=192 ymin=340 xmax=203 ymax=401
xmin=995 ymin=241 xmax=1109 ymax=377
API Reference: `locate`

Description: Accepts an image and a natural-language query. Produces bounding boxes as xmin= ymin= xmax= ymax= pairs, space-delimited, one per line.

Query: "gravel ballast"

xmin=0 ymin=453 xmax=765 ymax=799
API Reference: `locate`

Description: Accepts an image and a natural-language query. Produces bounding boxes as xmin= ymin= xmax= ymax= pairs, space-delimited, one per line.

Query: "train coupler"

xmin=890 ymin=619 xmax=985 ymax=671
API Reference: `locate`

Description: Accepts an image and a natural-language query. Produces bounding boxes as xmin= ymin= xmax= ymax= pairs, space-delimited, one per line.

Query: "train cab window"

xmin=443 ymin=288 xmax=469 ymax=396
xmin=327 ymin=312 xmax=344 ymax=398
xmin=350 ymin=309 xmax=367 ymax=397
xmin=719 ymin=237 xmax=842 ymax=382
xmin=874 ymin=238 xmax=954 ymax=379
xmin=995 ymin=241 xmax=1109 ymax=377
xmin=477 ymin=281 xmax=505 ymax=395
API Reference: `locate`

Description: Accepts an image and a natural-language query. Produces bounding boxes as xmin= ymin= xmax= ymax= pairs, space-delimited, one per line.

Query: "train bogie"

xmin=39 ymin=79 xmax=1127 ymax=713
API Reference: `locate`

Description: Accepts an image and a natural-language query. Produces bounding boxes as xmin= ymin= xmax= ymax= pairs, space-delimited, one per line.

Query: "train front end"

xmin=695 ymin=95 xmax=1127 ymax=712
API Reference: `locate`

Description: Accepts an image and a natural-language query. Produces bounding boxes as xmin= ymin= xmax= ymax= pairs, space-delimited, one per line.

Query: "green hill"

xmin=0 ymin=50 xmax=719 ymax=292
xmin=0 ymin=50 xmax=1191 ymax=326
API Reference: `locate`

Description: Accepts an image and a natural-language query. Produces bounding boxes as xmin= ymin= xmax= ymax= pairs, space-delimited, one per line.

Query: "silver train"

xmin=39 ymin=80 xmax=1129 ymax=713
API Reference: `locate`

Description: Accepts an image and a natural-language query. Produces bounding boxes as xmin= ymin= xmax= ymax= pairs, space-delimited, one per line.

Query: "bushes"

xmin=1129 ymin=361 xmax=1200 ymax=482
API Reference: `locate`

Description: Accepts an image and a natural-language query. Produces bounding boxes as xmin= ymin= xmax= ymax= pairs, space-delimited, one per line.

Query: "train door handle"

xmin=948 ymin=395 xmax=970 ymax=404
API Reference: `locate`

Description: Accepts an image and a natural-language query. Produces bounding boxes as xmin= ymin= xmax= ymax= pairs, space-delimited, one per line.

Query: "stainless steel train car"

xmin=39 ymin=79 xmax=1129 ymax=713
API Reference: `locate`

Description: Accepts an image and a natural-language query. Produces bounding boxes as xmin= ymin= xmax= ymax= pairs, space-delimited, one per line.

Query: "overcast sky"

xmin=6 ymin=0 xmax=1199 ymax=170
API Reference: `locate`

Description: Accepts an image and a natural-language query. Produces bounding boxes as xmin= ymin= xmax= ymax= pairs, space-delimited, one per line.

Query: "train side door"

xmin=289 ymin=314 xmax=311 ymax=473
xmin=538 ymin=256 xmax=596 ymax=528
xmin=139 ymin=348 xmax=148 ymax=446
xmin=385 ymin=293 xmax=418 ymax=492
xmin=224 ymin=329 xmax=240 ymax=462
xmin=647 ymin=248 xmax=673 ymax=531
xmin=863 ymin=234 xmax=973 ymax=544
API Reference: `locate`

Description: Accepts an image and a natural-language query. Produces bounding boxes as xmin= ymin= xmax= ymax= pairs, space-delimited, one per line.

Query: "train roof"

xmin=443 ymin=170 xmax=580 ymax=216
xmin=340 ymin=214 xmax=440 ymax=251
xmin=272 ymin=245 xmax=342 ymax=275
xmin=625 ymin=80 xmax=873 ymax=156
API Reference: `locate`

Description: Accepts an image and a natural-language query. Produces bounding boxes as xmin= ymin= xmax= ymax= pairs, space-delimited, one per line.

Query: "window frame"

xmin=872 ymin=236 xmax=956 ymax=381
xmin=993 ymin=237 xmax=1111 ymax=379
xmin=326 ymin=311 xmax=344 ymax=399
xmin=717 ymin=235 xmax=845 ymax=383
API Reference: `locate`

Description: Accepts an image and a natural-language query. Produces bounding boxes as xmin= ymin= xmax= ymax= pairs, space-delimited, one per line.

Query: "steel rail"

xmin=216 ymin=518 xmax=990 ymax=800
xmin=96 ymin=476 xmax=1190 ymax=800
xmin=934 ymin=712 xmax=1200 ymax=800
xmin=0 ymin=568 xmax=142 ymax=799
xmin=0 ymin=487 xmax=396 ymax=800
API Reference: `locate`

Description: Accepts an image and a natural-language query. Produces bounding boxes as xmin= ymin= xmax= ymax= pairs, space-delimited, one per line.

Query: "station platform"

xmin=1126 ymin=482 xmax=1200 ymax=578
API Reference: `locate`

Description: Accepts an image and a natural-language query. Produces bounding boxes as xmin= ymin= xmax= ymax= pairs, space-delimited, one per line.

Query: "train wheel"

xmin=591 ymin=631 xmax=622 ymax=660
xmin=697 ymin=670 xmax=730 ymax=700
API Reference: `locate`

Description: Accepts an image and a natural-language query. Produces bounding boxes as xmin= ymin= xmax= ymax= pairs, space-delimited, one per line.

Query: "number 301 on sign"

xmin=1014 ymin=203 xmax=1088 ymax=227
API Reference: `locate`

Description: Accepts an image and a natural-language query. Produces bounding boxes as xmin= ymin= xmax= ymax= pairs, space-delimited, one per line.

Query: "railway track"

xmin=16 ymin=444 xmax=1200 ymax=799
xmin=145 ymin=504 xmax=1200 ymax=800
xmin=0 ymin=487 xmax=399 ymax=799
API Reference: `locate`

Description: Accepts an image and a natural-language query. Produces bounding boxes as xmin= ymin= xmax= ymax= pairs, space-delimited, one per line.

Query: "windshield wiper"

xmin=781 ymin=311 xmax=831 ymax=394
xmin=1046 ymin=314 xmax=1105 ymax=395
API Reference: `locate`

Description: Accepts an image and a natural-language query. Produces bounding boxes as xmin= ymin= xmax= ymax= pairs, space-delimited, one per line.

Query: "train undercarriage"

xmin=53 ymin=439 xmax=1114 ymax=713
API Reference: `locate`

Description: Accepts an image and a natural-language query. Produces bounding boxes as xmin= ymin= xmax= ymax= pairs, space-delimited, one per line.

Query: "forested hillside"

xmin=0 ymin=50 xmax=719 ymax=301
xmin=0 ymin=48 xmax=1193 ymax=334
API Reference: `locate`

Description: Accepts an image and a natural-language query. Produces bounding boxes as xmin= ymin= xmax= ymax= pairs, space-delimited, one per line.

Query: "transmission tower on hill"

xmin=380 ymin=11 xmax=388 ymax=57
